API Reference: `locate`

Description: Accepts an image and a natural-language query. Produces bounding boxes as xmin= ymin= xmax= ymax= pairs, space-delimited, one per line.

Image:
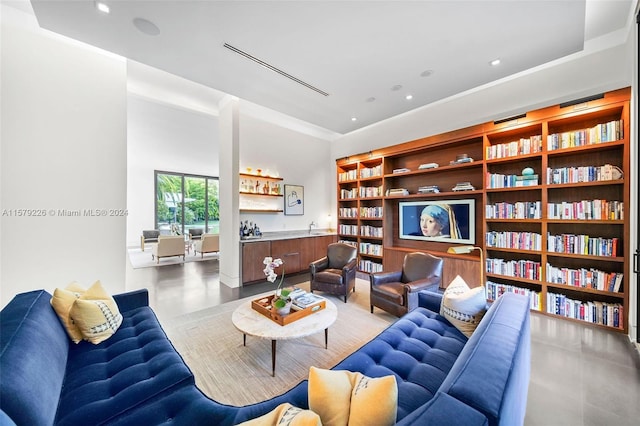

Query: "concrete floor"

xmin=125 ymin=256 xmax=640 ymax=426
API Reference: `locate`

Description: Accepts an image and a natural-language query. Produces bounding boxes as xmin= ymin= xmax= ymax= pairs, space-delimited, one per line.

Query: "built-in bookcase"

xmin=336 ymin=87 xmax=630 ymax=332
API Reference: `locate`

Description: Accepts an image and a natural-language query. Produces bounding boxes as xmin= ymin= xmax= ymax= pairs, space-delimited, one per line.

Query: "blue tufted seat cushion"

xmin=331 ymin=307 xmax=467 ymax=421
xmin=54 ymin=305 xmax=195 ymax=425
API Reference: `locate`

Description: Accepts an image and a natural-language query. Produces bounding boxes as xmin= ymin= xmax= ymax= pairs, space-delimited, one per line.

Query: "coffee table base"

xmin=241 ymin=328 xmax=329 ymax=376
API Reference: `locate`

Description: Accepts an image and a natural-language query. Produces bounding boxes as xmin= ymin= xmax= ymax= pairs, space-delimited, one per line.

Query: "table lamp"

xmin=447 ymin=245 xmax=484 ymax=287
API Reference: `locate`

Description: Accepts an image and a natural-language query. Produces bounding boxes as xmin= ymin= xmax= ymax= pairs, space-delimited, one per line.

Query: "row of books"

xmin=360 ymin=165 xmax=383 ymax=179
xmin=359 ymin=242 xmax=382 ymax=256
xmin=338 ymin=169 xmax=358 ymax=182
xmin=547 ymin=233 xmax=619 ymax=257
xmin=546 ymin=164 xmax=620 ymax=185
xmin=360 ymin=225 xmax=383 ymax=238
xmin=485 ymin=281 xmax=542 ymax=311
xmin=486 ymin=258 xmax=541 ymax=280
xmin=338 ymin=239 xmax=357 ymax=248
xmin=338 ymin=207 xmax=358 ymax=218
xmin=485 ymin=231 xmax=542 ymax=251
xmin=359 ymin=259 xmax=383 ymax=273
xmin=486 ymin=173 xmax=539 ymax=189
xmin=339 ymin=188 xmax=358 ymax=199
xmin=547 ymin=292 xmax=623 ymax=329
xmin=546 ymin=120 xmax=623 ymax=150
xmin=485 ymin=201 xmax=541 ymax=219
xmin=338 ymin=224 xmax=358 ymax=236
xmin=547 ymin=199 xmax=624 ymax=220
xmin=486 ymin=135 xmax=543 ymax=160
xmin=546 ymin=264 xmax=623 ymax=292
xmin=360 ymin=206 xmax=383 ymax=218
xmin=359 ymin=186 xmax=383 ymax=198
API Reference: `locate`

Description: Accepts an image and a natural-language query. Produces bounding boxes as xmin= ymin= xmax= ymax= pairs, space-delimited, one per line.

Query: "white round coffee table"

xmin=232 ymin=298 xmax=338 ymax=376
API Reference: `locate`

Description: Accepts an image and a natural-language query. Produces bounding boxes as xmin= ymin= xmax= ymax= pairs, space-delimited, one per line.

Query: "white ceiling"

xmin=29 ymin=0 xmax=635 ymax=135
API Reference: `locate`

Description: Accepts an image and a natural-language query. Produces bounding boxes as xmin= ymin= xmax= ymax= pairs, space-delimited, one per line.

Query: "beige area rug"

xmin=163 ymin=278 xmax=396 ymax=406
xmin=127 ymin=247 xmax=219 ymax=269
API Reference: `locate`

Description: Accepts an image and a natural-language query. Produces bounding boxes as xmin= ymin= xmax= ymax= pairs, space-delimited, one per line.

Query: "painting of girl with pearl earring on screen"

xmin=398 ymin=199 xmax=475 ymax=244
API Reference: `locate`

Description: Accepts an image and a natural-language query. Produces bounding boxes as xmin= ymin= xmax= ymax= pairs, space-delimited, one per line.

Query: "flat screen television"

xmin=399 ymin=199 xmax=475 ymax=244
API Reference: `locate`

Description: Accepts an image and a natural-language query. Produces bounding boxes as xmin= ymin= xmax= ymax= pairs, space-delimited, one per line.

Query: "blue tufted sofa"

xmin=0 ymin=288 xmax=530 ymax=425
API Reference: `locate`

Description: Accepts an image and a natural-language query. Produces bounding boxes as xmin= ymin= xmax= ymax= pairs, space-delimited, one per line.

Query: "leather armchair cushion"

xmin=315 ymin=270 xmax=344 ymax=285
xmin=371 ymin=283 xmax=404 ymax=305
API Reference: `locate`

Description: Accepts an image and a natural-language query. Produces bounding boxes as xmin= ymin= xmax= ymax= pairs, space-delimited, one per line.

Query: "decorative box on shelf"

xmin=251 ymin=294 xmax=326 ymax=326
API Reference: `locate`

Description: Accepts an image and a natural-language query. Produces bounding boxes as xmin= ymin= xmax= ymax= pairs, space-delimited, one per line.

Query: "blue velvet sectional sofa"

xmin=0 ymin=288 xmax=530 ymax=425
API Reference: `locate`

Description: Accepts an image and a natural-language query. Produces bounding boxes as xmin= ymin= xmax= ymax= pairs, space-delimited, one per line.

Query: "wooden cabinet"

xmin=271 ymin=239 xmax=301 ymax=274
xmin=239 ymin=173 xmax=284 ymax=212
xmin=241 ymin=240 xmax=271 ymax=283
xmin=241 ymin=234 xmax=338 ymax=285
xmin=335 ymin=87 xmax=631 ymax=333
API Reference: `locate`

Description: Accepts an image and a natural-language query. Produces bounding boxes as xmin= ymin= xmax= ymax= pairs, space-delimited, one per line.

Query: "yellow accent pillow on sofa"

xmin=237 ymin=403 xmax=321 ymax=426
xmin=440 ymin=275 xmax=487 ymax=337
xmin=50 ymin=282 xmax=87 ymax=343
xmin=308 ymin=367 xmax=397 ymax=426
xmin=69 ymin=280 xmax=123 ymax=344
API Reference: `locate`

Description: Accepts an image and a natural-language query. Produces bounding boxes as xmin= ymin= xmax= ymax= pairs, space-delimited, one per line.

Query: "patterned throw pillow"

xmin=308 ymin=367 xmax=397 ymax=426
xmin=237 ymin=403 xmax=321 ymax=426
xmin=440 ymin=275 xmax=487 ymax=337
xmin=69 ymin=280 xmax=122 ymax=344
xmin=50 ymin=282 xmax=87 ymax=343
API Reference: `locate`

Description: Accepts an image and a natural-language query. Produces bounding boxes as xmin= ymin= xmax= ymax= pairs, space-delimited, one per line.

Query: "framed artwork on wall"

xmin=284 ymin=184 xmax=304 ymax=215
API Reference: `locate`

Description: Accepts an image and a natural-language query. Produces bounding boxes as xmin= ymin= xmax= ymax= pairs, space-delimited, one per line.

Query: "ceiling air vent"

xmin=223 ymin=43 xmax=329 ymax=97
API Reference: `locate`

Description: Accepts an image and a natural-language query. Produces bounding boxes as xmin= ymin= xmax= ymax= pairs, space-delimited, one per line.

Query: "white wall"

xmin=239 ymin=106 xmax=333 ymax=234
xmin=126 ymin=93 xmax=218 ymax=246
xmin=0 ymin=6 xmax=127 ymax=306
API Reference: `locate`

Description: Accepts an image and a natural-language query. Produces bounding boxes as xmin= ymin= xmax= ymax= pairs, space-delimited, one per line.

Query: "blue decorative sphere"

xmin=522 ymin=167 xmax=534 ymax=176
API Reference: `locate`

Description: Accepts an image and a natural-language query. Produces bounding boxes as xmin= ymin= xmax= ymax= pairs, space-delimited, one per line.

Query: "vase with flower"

xmin=263 ymin=257 xmax=292 ymax=315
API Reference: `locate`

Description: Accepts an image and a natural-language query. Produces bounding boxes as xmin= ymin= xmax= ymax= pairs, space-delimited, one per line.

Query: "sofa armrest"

xmin=370 ymin=270 xmax=403 ymax=286
xmin=113 ymin=289 xmax=149 ymax=312
xmin=418 ymin=289 xmax=444 ymax=312
xmin=396 ymin=392 xmax=488 ymax=426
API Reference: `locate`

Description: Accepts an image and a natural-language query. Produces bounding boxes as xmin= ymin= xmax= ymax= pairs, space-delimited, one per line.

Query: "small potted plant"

xmin=263 ymin=257 xmax=292 ymax=315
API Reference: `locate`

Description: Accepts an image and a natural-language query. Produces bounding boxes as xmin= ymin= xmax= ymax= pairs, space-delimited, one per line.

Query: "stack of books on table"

xmin=292 ymin=292 xmax=325 ymax=310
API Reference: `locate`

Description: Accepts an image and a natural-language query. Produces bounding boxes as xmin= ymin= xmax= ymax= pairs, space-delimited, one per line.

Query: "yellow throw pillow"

xmin=349 ymin=373 xmax=397 ymax=426
xmin=308 ymin=367 xmax=355 ymax=426
xmin=69 ymin=280 xmax=123 ymax=344
xmin=440 ymin=275 xmax=487 ymax=337
xmin=308 ymin=367 xmax=397 ymax=426
xmin=50 ymin=282 xmax=87 ymax=343
xmin=237 ymin=403 xmax=321 ymax=426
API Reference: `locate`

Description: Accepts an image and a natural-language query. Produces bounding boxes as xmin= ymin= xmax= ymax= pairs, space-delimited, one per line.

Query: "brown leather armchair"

xmin=310 ymin=243 xmax=358 ymax=303
xmin=370 ymin=252 xmax=443 ymax=317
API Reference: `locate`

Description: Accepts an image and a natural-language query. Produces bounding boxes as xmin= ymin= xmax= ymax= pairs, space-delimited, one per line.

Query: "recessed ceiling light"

xmin=420 ymin=70 xmax=434 ymax=77
xmin=490 ymin=58 xmax=501 ymax=66
xmin=95 ymin=1 xmax=110 ymax=14
xmin=133 ymin=17 xmax=161 ymax=36
xmin=391 ymin=84 xmax=403 ymax=91
xmin=351 ymin=117 xmax=357 ymax=122
xmin=405 ymin=94 xmax=413 ymax=100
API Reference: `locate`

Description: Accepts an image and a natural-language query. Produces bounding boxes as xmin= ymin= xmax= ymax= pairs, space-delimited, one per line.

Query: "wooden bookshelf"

xmin=336 ymin=87 xmax=630 ymax=332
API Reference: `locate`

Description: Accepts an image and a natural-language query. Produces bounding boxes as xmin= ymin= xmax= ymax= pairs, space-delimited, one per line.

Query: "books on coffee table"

xmin=293 ymin=293 xmax=325 ymax=309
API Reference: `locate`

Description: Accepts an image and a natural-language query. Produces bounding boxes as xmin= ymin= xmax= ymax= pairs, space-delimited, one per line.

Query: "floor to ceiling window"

xmin=155 ymin=171 xmax=219 ymax=235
